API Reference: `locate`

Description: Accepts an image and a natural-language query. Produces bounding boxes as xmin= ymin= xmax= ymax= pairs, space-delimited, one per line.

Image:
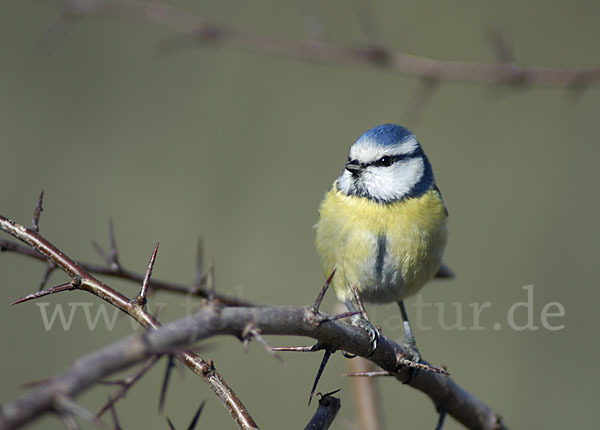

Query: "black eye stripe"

xmin=369 ymin=151 xmax=420 ymax=167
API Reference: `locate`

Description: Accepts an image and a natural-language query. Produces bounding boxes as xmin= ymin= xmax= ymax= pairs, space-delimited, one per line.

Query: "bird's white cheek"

xmin=363 ymin=159 xmax=424 ymax=202
xmin=336 ymin=171 xmax=354 ymax=194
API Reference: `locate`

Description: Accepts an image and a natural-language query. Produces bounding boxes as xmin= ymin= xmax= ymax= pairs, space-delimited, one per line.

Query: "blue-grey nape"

xmin=357 ymin=124 xmax=416 ymax=147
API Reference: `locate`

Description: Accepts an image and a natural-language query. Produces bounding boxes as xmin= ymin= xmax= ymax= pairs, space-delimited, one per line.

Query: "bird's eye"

xmin=377 ymin=156 xmax=393 ymax=167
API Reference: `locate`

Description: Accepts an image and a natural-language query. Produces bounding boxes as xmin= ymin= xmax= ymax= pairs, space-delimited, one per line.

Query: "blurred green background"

xmin=1 ymin=1 xmax=599 ymax=428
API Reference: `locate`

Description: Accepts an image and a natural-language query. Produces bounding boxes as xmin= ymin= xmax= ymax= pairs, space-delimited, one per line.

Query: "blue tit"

xmin=315 ymin=124 xmax=449 ymax=360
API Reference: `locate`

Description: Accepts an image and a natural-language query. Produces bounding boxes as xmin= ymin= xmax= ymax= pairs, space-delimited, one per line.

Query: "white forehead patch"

xmin=349 ymin=135 xmax=419 ymax=163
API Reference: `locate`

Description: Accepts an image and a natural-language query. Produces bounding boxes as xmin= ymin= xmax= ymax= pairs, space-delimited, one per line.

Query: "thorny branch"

xmin=0 ymin=209 xmax=506 ymax=429
xmin=0 ymin=298 xmax=507 ymax=429
xmin=39 ymin=0 xmax=600 ymax=88
xmin=0 ymin=232 xmax=251 ymax=306
xmin=0 ymin=213 xmax=258 ymax=430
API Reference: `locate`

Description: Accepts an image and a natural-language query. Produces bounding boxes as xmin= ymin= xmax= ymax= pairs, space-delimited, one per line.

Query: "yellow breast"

xmin=315 ymin=185 xmax=448 ymax=303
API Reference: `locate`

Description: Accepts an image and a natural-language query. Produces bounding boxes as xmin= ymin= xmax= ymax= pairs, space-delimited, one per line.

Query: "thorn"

xmin=194 ymin=237 xmax=205 ymax=287
xmin=241 ymin=322 xmax=284 ymax=363
xmin=350 ymin=284 xmax=368 ymax=320
xmin=11 ymin=281 xmax=77 ymax=305
xmin=159 ymin=354 xmax=175 ymax=414
xmin=92 ymin=219 xmax=120 ymax=271
xmin=187 ymin=400 xmax=206 ymax=430
xmin=272 ymin=344 xmax=321 ymax=352
xmin=166 ymin=417 xmax=176 ymax=430
xmin=31 ymin=191 xmax=44 ymax=232
xmin=313 ymin=269 xmax=336 ymax=312
xmin=342 ymin=371 xmax=392 ymax=377
xmin=397 ymin=358 xmax=450 ymax=376
xmin=108 ymin=218 xmax=119 ymax=267
xmin=435 ymin=263 xmax=455 ymax=279
xmin=488 ymin=26 xmax=514 ymax=64
xmin=435 ymin=407 xmax=448 ymax=430
xmin=38 ymin=262 xmax=56 ymax=291
xmin=320 ymin=388 xmax=342 ymax=398
xmin=309 ymin=348 xmax=335 ymax=406
xmin=137 ymin=242 xmax=159 ymax=307
xmin=320 ymin=310 xmax=359 ymax=323
xmin=206 ymin=258 xmax=215 ymax=304
xmin=107 ymin=397 xmax=121 ymax=429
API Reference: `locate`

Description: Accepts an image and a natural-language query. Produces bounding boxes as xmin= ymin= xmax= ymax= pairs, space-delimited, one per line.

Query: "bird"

xmin=315 ymin=123 xmax=449 ymax=362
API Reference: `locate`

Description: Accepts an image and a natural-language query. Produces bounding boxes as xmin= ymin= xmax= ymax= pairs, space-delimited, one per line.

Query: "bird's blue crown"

xmin=356 ymin=124 xmax=416 ymax=148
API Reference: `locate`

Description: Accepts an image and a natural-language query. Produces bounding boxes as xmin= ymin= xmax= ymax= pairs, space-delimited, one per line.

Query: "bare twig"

xmin=41 ymin=0 xmax=600 ymax=88
xmin=0 ymin=238 xmax=251 ymax=306
xmin=96 ymin=356 xmax=160 ymax=419
xmin=38 ymin=262 xmax=56 ymax=291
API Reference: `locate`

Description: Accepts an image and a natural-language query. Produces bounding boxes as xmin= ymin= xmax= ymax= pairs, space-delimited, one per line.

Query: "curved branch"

xmin=0 ymin=214 xmax=258 ymax=429
xmin=0 ymin=303 xmax=506 ymax=429
xmin=47 ymin=0 xmax=600 ymax=87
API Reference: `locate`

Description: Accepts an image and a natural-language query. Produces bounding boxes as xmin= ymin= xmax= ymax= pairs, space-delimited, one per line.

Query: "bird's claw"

xmin=350 ymin=314 xmax=380 ymax=357
xmin=400 ymin=332 xmax=422 ymax=383
xmin=401 ymin=333 xmax=422 ymax=364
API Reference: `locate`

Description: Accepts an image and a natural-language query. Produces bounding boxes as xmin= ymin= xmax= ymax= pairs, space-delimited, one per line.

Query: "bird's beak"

xmin=345 ymin=160 xmax=363 ymax=175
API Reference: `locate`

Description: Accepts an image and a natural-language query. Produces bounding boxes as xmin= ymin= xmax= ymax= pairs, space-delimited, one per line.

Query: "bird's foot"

xmin=349 ymin=314 xmax=380 ymax=357
xmin=401 ymin=331 xmax=422 ymax=364
xmin=400 ymin=327 xmax=422 ymax=384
